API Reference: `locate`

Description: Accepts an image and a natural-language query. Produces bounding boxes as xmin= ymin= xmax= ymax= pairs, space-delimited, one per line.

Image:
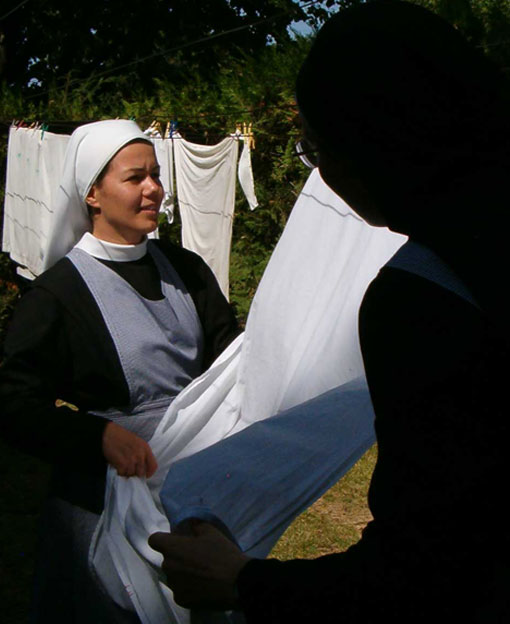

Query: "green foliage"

xmin=0 ymin=0 xmax=312 ymax=99
xmin=409 ymin=0 xmax=510 ymax=71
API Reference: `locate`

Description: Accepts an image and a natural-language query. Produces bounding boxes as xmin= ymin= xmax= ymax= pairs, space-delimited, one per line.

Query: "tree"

xmin=0 ymin=0 xmax=336 ymax=98
xmin=409 ymin=0 xmax=510 ymax=72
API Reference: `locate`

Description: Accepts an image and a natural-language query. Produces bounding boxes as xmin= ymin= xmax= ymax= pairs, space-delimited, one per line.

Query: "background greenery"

xmin=0 ymin=1 xmax=509 ymax=622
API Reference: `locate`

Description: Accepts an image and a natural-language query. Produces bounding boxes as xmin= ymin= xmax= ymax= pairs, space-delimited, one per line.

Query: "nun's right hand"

xmin=102 ymin=421 xmax=158 ymax=478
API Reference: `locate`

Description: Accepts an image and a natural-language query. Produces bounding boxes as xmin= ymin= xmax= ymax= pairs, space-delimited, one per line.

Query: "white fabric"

xmin=173 ymin=136 xmax=240 ymax=298
xmin=90 ymin=168 xmax=406 ymax=624
xmin=74 ymin=231 xmax=148 ymax=261
xmin=2 ymin=126 xmax=69 ymax=277
xmin=41 ymin=120 xmax=150 ymax=272
xmin=153 ymin=138 xmax=175 ymax=225
xmin=143 ymin=128 xmax=176 ymax=225
xmin=237 ymin=140 xmax=258 ymax=211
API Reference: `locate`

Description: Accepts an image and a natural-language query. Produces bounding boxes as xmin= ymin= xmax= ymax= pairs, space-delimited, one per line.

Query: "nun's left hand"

xmin=149 ymin=520 xmax=251 ymax=610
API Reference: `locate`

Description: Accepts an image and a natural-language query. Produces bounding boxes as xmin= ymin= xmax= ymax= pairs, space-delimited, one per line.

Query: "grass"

xmin=271 ymin=445 xmax=376 ymax=560
xmin=0 ymin=440 xmax=376 ymax=624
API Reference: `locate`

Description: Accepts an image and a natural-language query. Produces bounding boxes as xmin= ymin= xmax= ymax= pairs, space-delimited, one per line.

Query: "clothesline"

xmin=2 ymin=124 xmax=258 ymax=296
xmin=0 ymin=100 xmax=299 ymax=133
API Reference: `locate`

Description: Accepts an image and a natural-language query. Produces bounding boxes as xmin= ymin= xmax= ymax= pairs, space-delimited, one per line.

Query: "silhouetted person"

xmin=150 ymin=2 xmax=510 ymax=621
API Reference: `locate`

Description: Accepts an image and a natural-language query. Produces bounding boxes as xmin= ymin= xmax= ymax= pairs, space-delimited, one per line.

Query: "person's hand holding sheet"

xmin=102 ymin=421 xmax=158 ymax=478
xmin=149 ymin=520 xmax=251 ymax=610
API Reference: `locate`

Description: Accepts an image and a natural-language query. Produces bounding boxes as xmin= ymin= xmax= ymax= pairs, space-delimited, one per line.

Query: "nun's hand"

xmin=102 ymin=421 xmax=158 ymax=478
xmin=149 ymin=521 xmax=251 ymax=610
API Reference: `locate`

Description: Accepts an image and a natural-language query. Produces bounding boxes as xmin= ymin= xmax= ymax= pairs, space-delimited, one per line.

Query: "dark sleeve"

xmin=154 ymin=241 xmax=241 ymax=369
xmin=0 ymin=286 xmax=108 ymax=475
xmin=236 ymin=269 xmax=506 ymax=622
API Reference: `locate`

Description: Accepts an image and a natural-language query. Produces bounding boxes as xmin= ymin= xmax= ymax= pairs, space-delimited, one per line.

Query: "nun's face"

xmin=86 ymin=141 xmax=164 ymax=244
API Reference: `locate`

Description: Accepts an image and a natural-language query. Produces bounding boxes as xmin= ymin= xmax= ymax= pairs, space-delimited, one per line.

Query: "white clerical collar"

xmin=74 ymin=232 xmax=148 ymax=262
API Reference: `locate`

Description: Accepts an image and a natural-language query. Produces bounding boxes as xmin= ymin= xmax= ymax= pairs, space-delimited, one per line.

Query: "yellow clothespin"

xmin=164 ymin=121 xmax=170 ymax=139
xmin=247 ymin=123 xmax=255 ymax=150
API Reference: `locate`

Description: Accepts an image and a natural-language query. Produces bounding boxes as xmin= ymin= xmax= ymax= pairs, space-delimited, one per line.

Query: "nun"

xmin=0 ymin=119 xmax=239 ymax=622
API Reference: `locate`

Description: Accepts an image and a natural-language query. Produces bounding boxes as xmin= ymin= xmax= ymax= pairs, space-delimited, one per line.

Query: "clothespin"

xmin=235 ymin=123 xmax=242 ymax=136
xmin=248 ymin=123 xmax=255 ymax=150
xmin=170 ymin=120 xmax=178 ymax=138
xmin=129 ymin=115 xmax=136 ymax=121
xmin=164 ymin=122 xmax=170 ymax=139
xmin=241 ymin=122 xmax=255 ymax=150
xmin=40 ymin=123 xmax=49 ymax=141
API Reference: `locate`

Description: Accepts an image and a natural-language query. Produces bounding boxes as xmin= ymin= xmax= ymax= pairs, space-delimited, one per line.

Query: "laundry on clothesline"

xmin=142 ymin=124 xmax=176 ymax=224
xmin=174 ymin=134 xmax=239 ymax=297
xmin=2 ymin=122 xmax=258 ymax=293
xmin=2 ymin=125 xmax=69 ymax=279
xmin=89 ymin=168 xmax=406 ymax=624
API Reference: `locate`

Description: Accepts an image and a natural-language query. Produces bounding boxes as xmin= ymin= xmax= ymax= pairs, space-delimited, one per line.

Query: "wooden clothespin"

xmin=164 ymin=121 xmax=170 ymax=139
xmin=244 ymin=122 xmax=255 ymax=150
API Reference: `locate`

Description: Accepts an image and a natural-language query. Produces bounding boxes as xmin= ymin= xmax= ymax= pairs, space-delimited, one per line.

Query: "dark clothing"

xmin=237 ymin=266 xmax=508 ymax=622
xmin=0 ymin=240 xmax=239 ymax=511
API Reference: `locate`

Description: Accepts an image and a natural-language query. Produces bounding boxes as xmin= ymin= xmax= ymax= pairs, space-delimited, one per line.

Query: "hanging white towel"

xmin=2 ymin=127 xmax=69 ymax=278
xmin=143 ymin=128 xmax=176 ymax=225
xmin=173 ymin=135 xmax=239 ymax=298
xmin=237 ymin=140 xmax=258 ymax=211
xmin=89 ymin=168 xmax=406 ymax=624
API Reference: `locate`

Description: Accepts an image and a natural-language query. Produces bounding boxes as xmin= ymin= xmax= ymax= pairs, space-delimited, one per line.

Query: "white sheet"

xmin=89 ymin=169 xmax=406 ymax=624
xmin=2 ymin=127 xmax=69 ymax=277
xmin=173 ymin=136 xmax=240 ymax=298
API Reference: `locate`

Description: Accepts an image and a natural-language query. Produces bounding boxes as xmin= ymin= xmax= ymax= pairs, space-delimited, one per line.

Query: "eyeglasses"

xmin=295 ymin=138 xmax=319 ymax=169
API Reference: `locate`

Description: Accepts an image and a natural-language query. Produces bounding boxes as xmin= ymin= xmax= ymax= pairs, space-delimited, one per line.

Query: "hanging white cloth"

xmin=89 ymin=168 xmax=406 ymax=624
xmin=237 ymin=140 xmax=258 ymax=211
xmin=173 ymin=135 xmax=240 ymax=298
xmin=143 ymin=127 xmax=176 ymax=225
xmin=2 ymin=126 xmax=69 ymax=278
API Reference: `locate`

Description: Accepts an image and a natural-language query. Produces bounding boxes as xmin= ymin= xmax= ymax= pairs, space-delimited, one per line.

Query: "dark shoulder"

xmin=10 ymin=258 xmax=81 ymax=320
xmin=3 ymin=259 xmax=81 ymax=352
xmin=33 ymin=256 xmax=98 ymax=310
xmin=359 ymin=266 xmax=488 ymax=387
xmin=360 ymin=265 xmax=484 ymax=334
xmin=150 ymin=239 xmax=207 ymax=268
xmin=150 ymin=239 xmax=215 ymax=290
xmin=33 ymin=257 xmax=83 ymax=297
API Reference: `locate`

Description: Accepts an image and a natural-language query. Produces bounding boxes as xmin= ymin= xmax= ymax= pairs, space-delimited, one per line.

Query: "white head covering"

xmin=42 ymin=119 xmax=151 ymax=271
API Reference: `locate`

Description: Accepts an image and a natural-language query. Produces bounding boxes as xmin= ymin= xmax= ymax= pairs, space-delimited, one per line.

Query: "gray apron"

xmin=33 ymin=243 xmax=204 ymax=624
